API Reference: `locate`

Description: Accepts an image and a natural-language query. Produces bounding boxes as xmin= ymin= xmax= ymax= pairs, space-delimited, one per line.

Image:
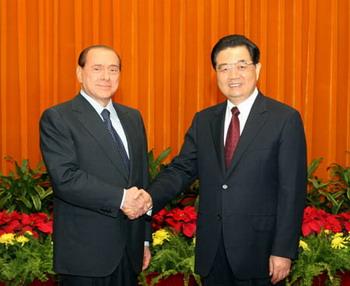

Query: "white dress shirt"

xmin=224 ymin=88 xmax=259 ymax=145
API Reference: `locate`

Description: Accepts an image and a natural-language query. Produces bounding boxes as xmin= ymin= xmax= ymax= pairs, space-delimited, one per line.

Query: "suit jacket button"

xmin=222 ymin=184 xmax=228 ymax=190
xmin=217 ymin=214 xmax=222 ymax=221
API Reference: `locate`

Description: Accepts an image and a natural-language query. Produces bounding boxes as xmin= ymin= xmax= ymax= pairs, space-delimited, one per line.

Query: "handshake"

xmin=121 ymin=187 xmax=153 ymax=220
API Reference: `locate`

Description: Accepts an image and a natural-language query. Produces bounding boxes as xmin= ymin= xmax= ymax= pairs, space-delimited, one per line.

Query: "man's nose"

xmin=100 ymin=69 xmax=110 ymax=80
xmin=227 ymin=66 xmax=240 ymax=78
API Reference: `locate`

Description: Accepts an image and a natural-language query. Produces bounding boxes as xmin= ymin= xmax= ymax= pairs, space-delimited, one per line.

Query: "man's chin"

xmin=226 ymin=93 xmax=246 ymax=103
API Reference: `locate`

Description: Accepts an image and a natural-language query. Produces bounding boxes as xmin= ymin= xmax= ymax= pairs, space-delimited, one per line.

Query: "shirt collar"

xmin=226 ymin=88 xmax=259 ymax=114
xmin=80 ymin=90 xmax=114 ymax=116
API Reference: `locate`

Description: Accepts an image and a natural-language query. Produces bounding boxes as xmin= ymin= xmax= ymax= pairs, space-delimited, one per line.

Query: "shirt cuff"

xmin=120 ymin=189 xmax=126 ymax=209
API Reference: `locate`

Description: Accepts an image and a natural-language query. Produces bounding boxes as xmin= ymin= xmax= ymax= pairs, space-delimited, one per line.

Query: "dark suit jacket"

xmin=40 ymin=94 xmax=149 ymax=277
xmin=149 ymin=92 xmax=307 ymax=279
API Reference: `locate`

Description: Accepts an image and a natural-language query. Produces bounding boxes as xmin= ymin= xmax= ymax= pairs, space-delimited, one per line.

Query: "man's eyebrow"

xmin=217 ymin=60 xmax=250 ymax=66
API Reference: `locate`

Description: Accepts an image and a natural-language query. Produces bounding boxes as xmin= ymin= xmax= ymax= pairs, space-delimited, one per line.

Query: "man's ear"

xmin=76 ymin=66 xmax=83 ymax=83
xmin=255 ymin=63 xmax=262 ymax=80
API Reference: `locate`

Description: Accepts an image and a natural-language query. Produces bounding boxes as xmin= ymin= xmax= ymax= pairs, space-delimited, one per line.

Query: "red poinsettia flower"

xmin=152 ymin=208 xmax=169 ymax=230
xmin=182 ymin=222 xmax=196 ymax=238
xmin=302 ymin=219 xmax=322 ymax=236
xmin=0 ymin=210 xmax=53 ymax=238
xmin=183 ymin=206 xmax=197 ymax=221
xmin=3 ymin=220 xmax=21 ymax=233
xmin=165 ymin=217 xmax=182 ymax=232
xmin=161 ymin=206 xmax=198 ymax=238
xmin=301 ymin=206 xmax=350 ymax=236
xmin=167 ymin=208 xmax=185 ymax=221
xmin=20 ymin=213 xmax=32 ymax=225
xmin=339 ymin=212 xmax=349 ymax=219
xmin=36 ymin=221 xmax=53 ymax=234
xmin=344 ymin=221 xmax=350 ymax=232
xmin=324 ymin=215 xmax=342 ymax=233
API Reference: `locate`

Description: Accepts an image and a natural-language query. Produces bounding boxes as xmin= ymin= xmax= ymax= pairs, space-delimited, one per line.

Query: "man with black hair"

xmin=148 ymin=34 xmax=307 ymax=285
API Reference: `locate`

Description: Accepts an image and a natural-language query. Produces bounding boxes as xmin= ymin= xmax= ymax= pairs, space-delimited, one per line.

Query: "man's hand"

xmin=269 ymin=255 xmax=291 ymax=284
xmin=121 ymin=187 xmax=152 ymax=219
xmin=142 ymin=245 xmax=151 ymax=270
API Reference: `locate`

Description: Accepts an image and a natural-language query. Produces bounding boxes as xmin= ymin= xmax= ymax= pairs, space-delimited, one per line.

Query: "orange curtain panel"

xmin=0 ymin=0 xmax=349 ymax=175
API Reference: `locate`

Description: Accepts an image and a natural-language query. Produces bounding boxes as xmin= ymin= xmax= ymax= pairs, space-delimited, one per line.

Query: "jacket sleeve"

xmin=148 ymin=113 xmax=199 ymax=213
xmin=271 ymin=110 xmax=307 ymax=259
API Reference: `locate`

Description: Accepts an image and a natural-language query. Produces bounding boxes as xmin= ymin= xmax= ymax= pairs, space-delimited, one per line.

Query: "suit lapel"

xmin=227 ymin=93 xmax=268 ymax=174
xmin=72 ymin=95 xmax=129 ymax=180
xmin=210 ymin=102 xmax=227 ymax=174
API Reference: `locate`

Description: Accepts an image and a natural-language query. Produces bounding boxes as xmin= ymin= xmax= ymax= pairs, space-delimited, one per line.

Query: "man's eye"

xmin=219 ymin=66 xmax=229 ymax=72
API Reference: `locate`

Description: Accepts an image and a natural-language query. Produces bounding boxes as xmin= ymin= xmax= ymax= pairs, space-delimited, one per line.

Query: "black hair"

xmin=211 ymin=34 xmax=260 ymax=68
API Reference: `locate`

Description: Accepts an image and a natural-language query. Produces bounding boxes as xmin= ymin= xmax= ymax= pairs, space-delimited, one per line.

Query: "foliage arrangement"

xmin=0 ymin=211 xmax=54 ymax=286
xmin=0 ymin=211 xmax=53 ymax=238
xmin=148 ymin=148 xmax=172 ymax=182
xmin=1 ymin=154 xmax=350 ymax=285
xmin=0 ymin=233 xmax=54 ymax=286
xmin=307 ymin=158 xmax=350 ymax=214
xmin=0 ymin=157 xmax=53 ymax=214
xmin=287 ymin=207 xmax=350 ymax=286
xmin=139 ymin=206 xmax=201 ymax=286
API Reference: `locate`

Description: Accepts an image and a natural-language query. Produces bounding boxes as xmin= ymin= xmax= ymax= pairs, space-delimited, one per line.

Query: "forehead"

xmin=216 ymin=46 xmax=252 ymax=64
xmin=85 ymin=48 xmax=120 ymax=65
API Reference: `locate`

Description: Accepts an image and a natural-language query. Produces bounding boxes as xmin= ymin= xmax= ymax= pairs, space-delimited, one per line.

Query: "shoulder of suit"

xmin=259 ymin=93 xmax=300 ymax=115
xmin=196 ymin=101 xmax=226 ymax=117
xmin=113 ymin=102 xmax=140 ymax=116
xmin=42 ymin=95 xmax=78 ymax=114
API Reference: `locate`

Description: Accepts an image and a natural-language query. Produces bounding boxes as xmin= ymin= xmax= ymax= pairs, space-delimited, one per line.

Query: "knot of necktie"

xmin=101 ymin=109 xmax=111 ymax=122
xmin=231 ymin=106 xmax=240 ymax=117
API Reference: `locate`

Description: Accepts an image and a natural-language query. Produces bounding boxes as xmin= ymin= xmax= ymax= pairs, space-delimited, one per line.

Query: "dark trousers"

xmin=203 ymin=234 xmax=285 ymax=286
xmin=58 ymin=252 xmax=137 ymax=286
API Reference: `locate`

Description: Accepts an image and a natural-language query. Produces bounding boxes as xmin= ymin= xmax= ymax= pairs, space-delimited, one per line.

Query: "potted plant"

xmin=0 ymin=157 xmax=53 ymax=214
xmin=139 ymin=206 xmax=201 ymax=286
xmin=287 ymin=207 xmax=350 ymax=285
xmin=0 ymin=211 xmax=54 ymax=286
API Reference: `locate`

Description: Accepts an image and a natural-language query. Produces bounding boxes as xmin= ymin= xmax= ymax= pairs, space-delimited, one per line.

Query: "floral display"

xmin=139 ymin=206 xmax=201 ymax=286
xmin=0 ymin=211 xmax=52 ymax=238
xmin=1 ymin=155 xmax=350 ymax=285
xmin=302 ymin=206 xmax=350 ymax=236
xmin=152 ymin=206 xmax=197 ymax=238
xmin=287 ymin=207 xmax=350 ymax=286
xmin=152 ymin=229 xmax=171 ymax=246
xmin=0 ymin=211 xmax=54 ymax=285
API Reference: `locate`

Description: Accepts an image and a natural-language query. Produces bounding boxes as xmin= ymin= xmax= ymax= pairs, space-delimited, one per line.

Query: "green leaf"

xmin=0 ymin=193 xmax=11 ymax=209
xmin=30 ymin=193 xmax=42 ymax=211
xmin=34 ymin=185 xmax=46 ymax=197
xmin=155 ymin=147 xmax=172 ymax=164
xmin=308 ymin=157 xmax=323 ymax=177
xmin=17 ymin=196 xmax=32 ymax=209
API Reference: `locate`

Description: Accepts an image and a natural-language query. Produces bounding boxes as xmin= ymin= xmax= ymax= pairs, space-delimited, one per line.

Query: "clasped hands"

xmin=121 ymin=187 xmax=152 ymax=219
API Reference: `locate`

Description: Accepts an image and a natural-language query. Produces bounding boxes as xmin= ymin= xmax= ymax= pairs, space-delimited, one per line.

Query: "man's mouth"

xmin=228 ymin=83 xmax=241 ymax=88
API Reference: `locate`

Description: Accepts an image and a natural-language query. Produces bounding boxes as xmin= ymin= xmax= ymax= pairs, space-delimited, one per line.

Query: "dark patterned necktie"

xmin=224 ymin=107 xmax=240 ymax=168
xmin=101 ymin=109 xmax=130 ymax=172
